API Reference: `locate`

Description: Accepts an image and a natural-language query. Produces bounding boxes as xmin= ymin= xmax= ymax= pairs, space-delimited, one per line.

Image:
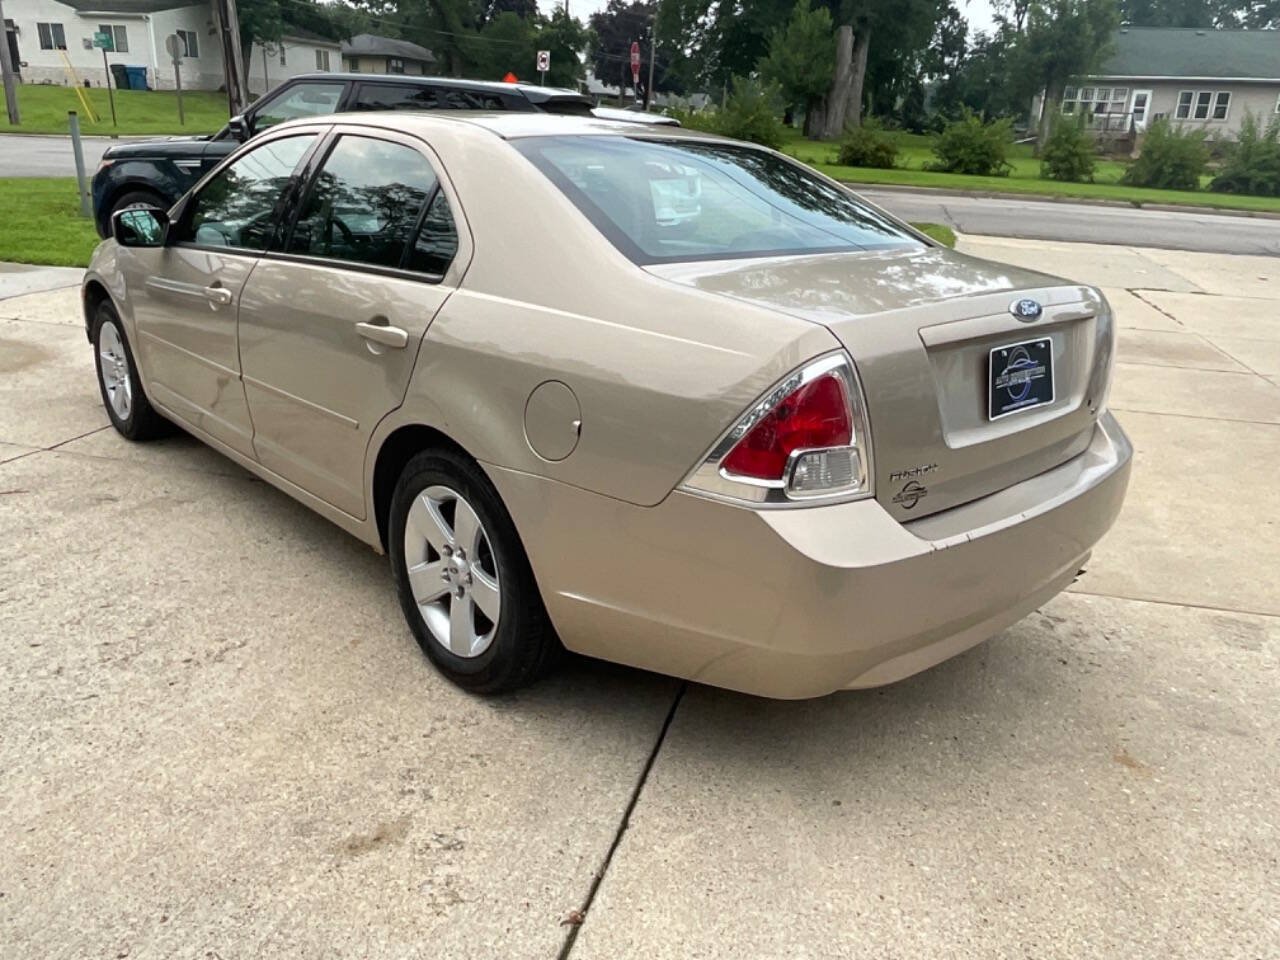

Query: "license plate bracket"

xmin=988 ymin=337 xmax=1054 ymax=420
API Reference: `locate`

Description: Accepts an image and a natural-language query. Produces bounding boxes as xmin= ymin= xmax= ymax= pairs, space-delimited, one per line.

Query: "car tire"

xmin=92 ymin=300 xmax=168 ymax=441
xmin=389 ymin=448 xmax=559 ymax=694
xmin=106 ymin=189 xmax=166 ymax=236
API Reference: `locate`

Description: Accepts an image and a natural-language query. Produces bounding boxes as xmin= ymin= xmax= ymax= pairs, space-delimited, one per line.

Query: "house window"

xmin=388 ymin=57 xmax=405 ymax=74
xmin=315 ymin=48 xmax=330 ymax=71
xmin=1060 ymin=85 xmax=1127 ymax=119
xmin=37 ymin=22 xmax=66 ymax=50
xmin=98 ymin=24 xmax=128 ymax=53
xmin=177 ymin=28 xmax=198 ymax=59
xmin=1177 ymin=89 xmax=1232 ymax=121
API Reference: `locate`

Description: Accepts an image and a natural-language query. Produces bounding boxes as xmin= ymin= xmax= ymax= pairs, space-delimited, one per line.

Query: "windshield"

xmin=514 ymin=135 xmax=920 ymax=264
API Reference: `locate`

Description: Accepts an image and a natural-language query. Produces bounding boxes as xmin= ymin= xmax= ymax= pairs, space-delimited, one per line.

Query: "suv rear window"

xmin=515 ymin=135 xmax=919 ymax=265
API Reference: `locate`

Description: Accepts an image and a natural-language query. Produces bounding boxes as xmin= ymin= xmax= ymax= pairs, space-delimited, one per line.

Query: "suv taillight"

xmin=681 ymin=353 xmax=873 ymax=506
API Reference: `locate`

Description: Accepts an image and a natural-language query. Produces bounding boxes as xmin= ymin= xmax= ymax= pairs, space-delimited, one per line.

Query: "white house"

xmin=2 ymin=0 xmax=340 ymax=94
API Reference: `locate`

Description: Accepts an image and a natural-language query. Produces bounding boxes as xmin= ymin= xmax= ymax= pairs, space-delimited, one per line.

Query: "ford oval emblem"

xmin=1011 ymin=298 xmax=1043 ymax=322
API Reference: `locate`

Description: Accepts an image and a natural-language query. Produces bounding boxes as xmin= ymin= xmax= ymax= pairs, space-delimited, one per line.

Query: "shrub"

xmin=1210 ymin=110 xmax=1280 ymax=196
xmin=1040 ymin=111 xmax=1097 ymax=182
xmin=1122 ymin=118 xmax=1209 ymax=191
xmin=929 ymin=110 xmax=1013 ymax=176
xmin=706 ymin=76 xmax=787 ymax=149
xmin=837 ymin=120 xmax=899 ymax=168
xmin=665 ymin=106 xmax=720 ymax=135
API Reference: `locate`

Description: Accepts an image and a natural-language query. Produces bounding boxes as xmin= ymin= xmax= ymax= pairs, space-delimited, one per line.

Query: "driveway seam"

xmin=556 ymin=682 xmax=686 ymax=960
xmin=1108 ymin=406 xmax=1280 ymax=427
xmin=1066 ymin=586 xmax=1279 ymax=620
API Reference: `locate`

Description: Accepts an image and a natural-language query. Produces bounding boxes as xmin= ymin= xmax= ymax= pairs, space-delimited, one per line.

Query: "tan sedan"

xmin=82 ymin=113 xmax=1131 ymax=699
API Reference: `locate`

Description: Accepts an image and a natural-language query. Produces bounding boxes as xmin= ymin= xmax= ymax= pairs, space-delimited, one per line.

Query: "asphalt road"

xmin=0 ymin=133 xmax=126 ymax=177
xmin=860 ymin=186 xmax=1280 ymax=256
xmin=5 ymin=133 xmax=1280 ymax=255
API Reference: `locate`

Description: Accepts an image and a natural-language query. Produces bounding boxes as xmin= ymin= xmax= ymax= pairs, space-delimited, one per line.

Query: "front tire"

xmin=389 ymin=448 xmax=557 ymax=694
xmin=92 ymin=301 xmax=167 ymax=441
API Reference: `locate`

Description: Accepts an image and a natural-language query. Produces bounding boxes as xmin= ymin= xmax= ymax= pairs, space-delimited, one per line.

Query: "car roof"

xmin=299 ymin=110 xmax=728 ymax=143
xmin=289 ymin=72 xmax=590 ymax=103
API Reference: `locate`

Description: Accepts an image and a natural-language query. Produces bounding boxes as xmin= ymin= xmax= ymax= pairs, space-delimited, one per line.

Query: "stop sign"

xmin=630 ymin=41 xmax=640 ymax=84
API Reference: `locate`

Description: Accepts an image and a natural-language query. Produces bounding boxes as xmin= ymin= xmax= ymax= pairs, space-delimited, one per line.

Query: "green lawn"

xmin=0 ymin=179 xmax=100 ymax=267
xmin=0 ymin=84 xmax=229 ymax=136
xmin=784 ymin=128 xmax=1280 ymax=214
xmin=910 ymin=222 xmax=956 ymax=247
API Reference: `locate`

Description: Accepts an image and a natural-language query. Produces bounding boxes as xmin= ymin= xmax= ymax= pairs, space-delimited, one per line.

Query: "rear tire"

xmin=92 ymin=301 xmax=168 ymax=441
xmin=389 ymin=448 xmax=558 ymax=694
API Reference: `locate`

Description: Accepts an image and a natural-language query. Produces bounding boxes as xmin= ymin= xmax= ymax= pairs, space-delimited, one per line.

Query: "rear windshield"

xmin=514 ymin=135 xmax=920 ymax=265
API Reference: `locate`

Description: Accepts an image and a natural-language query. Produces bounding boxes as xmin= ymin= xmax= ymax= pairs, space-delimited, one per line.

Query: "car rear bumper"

xmin=487 ymin=411 xmax=1132 ymax=699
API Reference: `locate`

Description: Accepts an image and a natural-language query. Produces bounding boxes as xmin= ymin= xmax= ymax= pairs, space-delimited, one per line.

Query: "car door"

xmin=129 ymin=131 xmax=321 ymax=457
xmin=236 ymin=128 xmax=468 ymax=519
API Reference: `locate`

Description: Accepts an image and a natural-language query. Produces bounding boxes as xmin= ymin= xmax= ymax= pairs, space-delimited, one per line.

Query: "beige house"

xmin=340 ymin=33 xmax=434 ymax=75
xmin=1061 ymin=26 xmax=1280 ymax=141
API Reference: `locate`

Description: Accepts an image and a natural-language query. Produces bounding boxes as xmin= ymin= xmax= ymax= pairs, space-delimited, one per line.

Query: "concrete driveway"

xmin=1 ymin=239 xmax=1277 ymax=959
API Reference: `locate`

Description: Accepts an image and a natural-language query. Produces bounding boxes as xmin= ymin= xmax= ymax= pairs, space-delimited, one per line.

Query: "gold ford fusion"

xmin=82 ymin=113 xmax=1131 ymax=699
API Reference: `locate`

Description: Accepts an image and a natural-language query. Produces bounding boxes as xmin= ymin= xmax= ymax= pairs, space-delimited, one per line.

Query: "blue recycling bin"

xmin=124 ymin=66 xmax=149 ymax=90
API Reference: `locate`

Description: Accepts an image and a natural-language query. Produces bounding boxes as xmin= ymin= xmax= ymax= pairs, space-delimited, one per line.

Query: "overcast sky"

xmin=538 ymin=0 xmax=1001 ymax=35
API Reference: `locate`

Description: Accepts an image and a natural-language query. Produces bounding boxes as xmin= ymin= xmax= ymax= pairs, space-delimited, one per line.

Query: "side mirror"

xmin=113 ymin=207 xmax=169 ymax=247
xmin=228 ymin=114 xmax=249 ymax=141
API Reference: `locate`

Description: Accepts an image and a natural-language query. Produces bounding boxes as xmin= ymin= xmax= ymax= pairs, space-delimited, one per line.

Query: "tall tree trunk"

xmin=804 ymin=95 xmax=825 ymax=138
xmin=1035 ymin=81 xmax=1062 ymax=157
xmin=821 ymin=25 xmax=853 ymax=140
xmin=845 ymin=25 xmax=871 ymax=130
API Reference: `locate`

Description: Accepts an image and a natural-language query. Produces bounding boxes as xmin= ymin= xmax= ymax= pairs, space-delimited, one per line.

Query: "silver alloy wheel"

xmin=404 ymin=484 xmax=502 ymax=658
xmin=98 ymin=320 xmax=133 ymax=422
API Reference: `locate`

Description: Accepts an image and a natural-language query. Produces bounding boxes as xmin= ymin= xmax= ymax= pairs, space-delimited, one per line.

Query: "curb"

xmin=840 ymin=180 xmax=1280 ymax=222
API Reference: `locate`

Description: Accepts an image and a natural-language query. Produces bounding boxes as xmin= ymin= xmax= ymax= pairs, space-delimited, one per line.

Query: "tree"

xmin=482 ymin=0 xmax=539 ymax=24
xmin=1020 ymin=0 xmax=1121 ymax=152
xmin=467 ymin=11 xmax=538 ymax=80
xmin=759 ymin=0 xmax=835 ymax=135
xmin=589 ymin=0 xmax=681 ymax=101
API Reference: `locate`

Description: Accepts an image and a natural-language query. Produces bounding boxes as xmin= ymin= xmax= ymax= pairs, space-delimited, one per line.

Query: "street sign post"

xmin=630 ymin=41 xmax=640 ymax=93
xmin=536 ymin=49 xmax=549 ymax=86
xmin=93 ymin=31 xmax=117 ymax=127
xmin=165 ymin=33 xmax=185 ymax=126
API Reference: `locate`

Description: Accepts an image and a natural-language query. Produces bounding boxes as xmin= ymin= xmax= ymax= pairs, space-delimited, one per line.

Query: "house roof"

xmin=282 ymin=24 xmax=341 ymax=48
xmin=1098 ymin=27 xmax=1280 ymax=80
xmin=339 ymin=33 xmax=435 ymax=64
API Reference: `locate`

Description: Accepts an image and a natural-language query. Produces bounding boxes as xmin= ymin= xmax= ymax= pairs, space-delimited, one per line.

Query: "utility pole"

xmin=212 ymin=0 xmax=249 ymax=116
xmin=0 ymin=0 xmax=21 ymax=125
xmin=644 ymin=12 xmax=657 ymax=112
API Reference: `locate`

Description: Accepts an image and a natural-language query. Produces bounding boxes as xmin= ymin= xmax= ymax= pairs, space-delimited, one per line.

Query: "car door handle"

xmin=204 ymin=285 xmax=233 ymax=306
xmin=355 ymin=321 xmax=409 ymax=349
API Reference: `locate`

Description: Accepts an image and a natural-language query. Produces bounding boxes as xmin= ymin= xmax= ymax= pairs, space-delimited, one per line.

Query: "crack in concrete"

xmin=557 ymin=683 xmax=686 ymax=959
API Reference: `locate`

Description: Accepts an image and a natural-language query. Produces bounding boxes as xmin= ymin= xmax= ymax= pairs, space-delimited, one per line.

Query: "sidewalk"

xmin=1 ymin=238 xmax=1277 ymax=959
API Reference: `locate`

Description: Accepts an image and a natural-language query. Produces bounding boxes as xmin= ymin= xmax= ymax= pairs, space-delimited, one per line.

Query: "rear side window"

xmin=438 ymin=88 xmax=508 ymax=110
xmin=408 ymin=192 xmax=459 ymax=276
xmin=179 ymin=134 xmax=317 ymax=250
xmin=252 ymin=82 xmax=345 ymax=133
xmin=515 ymin=135 xmax=920 ymax=265
xmin=354 ymin=83 xmax=441 ymax=111
xmin=287 ymin=135 xmax=438 ymax=270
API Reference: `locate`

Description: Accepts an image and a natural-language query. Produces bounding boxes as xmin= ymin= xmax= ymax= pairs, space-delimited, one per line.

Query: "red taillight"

xmin=721 ymin=374 xmax=852 ymax=480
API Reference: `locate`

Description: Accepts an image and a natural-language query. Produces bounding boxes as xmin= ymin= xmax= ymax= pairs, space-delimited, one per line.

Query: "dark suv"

xmin=91 ymin=73 xmax=594 ymax=237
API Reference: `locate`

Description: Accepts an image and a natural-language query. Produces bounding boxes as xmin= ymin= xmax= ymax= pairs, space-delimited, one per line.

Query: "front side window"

xmin=355 ymin=82 xmax=440 ymax=111
xmin=37 ymin=22 xmax=66 ymax=50
xmin=286 ymin=136 xmax=438 ymax=270
xmin=179 ymin=135 xmax=317 ymax=250
xmin=251 ymin=81 xmax=345 ymax=133
xmin=516 ymin=135 xmax=920 ymax=265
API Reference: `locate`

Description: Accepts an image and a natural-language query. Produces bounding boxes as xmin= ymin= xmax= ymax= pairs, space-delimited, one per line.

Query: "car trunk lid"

xmin=648 ymin=245 xmax=1111 ymax=521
